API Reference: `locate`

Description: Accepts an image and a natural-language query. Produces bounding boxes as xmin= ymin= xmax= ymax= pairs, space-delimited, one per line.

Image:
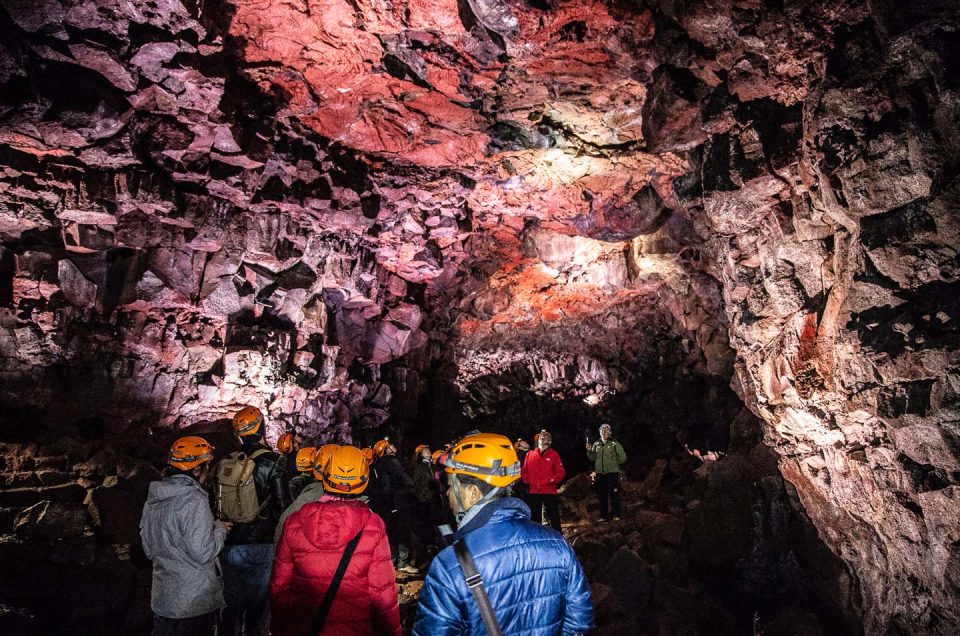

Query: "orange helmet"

xmin=295 ymin=447 xmax=317 ymax=473
xmin=361 ymin=447 xmax=374 ymax=461
xmin=312 ymin=444 xmax=340 ymax=481
xmin=168 ymin=436 xmax=215 ymax=471
xmin=320 ymin=445 xmax=370 ymax=494
xmin=373 ymin=438 xmax=390 ymax=458
xmin=277 ymin=432 xmax=295 ymax=454
xmin=439 ymin=432 xmax=521 ymax=488
xmin=414 ymin=444 xmax=429 ymax=455
xmin=232 ymin=406 xmax=263 ymax=436
xmin=431 ymin=449 xmax=443 ymax=465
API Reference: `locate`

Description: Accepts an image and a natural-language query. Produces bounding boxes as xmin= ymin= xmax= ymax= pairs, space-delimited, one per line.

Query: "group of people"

xmin=139 ymin=406 xmax=627 ymax=635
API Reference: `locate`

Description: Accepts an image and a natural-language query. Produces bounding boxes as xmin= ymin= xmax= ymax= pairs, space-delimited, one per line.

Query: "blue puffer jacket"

xmin=413 ymin=497 xmax=593 ymax=636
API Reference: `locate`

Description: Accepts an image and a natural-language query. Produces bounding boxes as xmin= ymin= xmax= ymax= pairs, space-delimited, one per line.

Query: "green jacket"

xmin=587 ymin=439 xmax=626 ymax=474
xmin=274 ymin=480 xmax=325 ymax=545
xmin=411 ymin=460 xmax=436 ymax=503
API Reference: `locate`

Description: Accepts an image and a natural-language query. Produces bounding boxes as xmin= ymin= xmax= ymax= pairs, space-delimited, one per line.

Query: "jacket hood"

xmin=296 ymin=498 xmax=374 ymax=548
xmin=145 ymin=474 xmax=202 ymax=505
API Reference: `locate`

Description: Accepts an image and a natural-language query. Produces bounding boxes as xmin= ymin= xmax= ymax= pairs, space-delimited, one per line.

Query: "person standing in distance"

xmin=140 ymin=436 xmax=232 ymax=636
xmin=521 ymin=429 xmax=566 ymax=531
xmin=414 ymin=432 xmax=592 ymax=635
xmin=586 ymin=423 xmax=627 ymax=522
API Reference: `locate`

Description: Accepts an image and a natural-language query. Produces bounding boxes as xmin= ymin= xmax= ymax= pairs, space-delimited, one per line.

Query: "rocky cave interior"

xmin=1 ymin=0 xmax=959 ymax=634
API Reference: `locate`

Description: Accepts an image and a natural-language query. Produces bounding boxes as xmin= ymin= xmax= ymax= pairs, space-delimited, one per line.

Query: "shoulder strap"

xmin=312 ymin=529 xmax=363 ymax=634
xmin=249 ymin=448 xmax=271 ymax=461
xmin=453 ymin=540 xmax=503 ymax=636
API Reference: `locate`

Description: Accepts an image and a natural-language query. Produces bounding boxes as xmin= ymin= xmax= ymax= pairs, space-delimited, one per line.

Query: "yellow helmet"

xmin=320 ymin=445 xmax=370 ymax=494
xmin=295 ymin=447 xmax=317 ymax=473
xmin=168 ymin=436 xmax=215 ymax=471
xmin=232 ymin=406 xmax=263 ymax=436
xmin=277 ymin=432 xmax=295 ymax=454
xmin=439 ymin=432 xmax=521 ymax=488
xmin=373 ymin=438 xmax=390 ymax=458
xmin=312 ymin=444 xmax=340 ymax=481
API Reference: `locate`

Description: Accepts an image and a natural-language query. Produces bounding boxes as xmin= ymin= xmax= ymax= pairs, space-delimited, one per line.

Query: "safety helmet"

xmin=312 ymin=444 xmax=340 ymax=481
xmin=431 ymin=449 xmax=443 ymax=465
xmin=439 ymin=432 xmax=521 ymax=488
xmin=277 ymin=432 xmax=295 ymax=454
xmin=320 ymin=445 xmax=370 ymax=494
xmin=372 ymin=438 xmax=390 ymax=458
xmin=295 ymin=447 xmax=317 ymax=473
xmin=361 ymin=447 xmax=374 ymax=461
xmin=414 ymin=444 xmax=429 ymax=455
xmin=168 ymin=436 xmax=215 ymax=471
xmin=232 ymin=406 xmax=263 ymax=436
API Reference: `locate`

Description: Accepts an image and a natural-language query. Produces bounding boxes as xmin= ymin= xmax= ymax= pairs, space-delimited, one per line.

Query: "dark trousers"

xmin=528 ymin=493 xmax=561 ymax=531
xmin=219 ymin=543 xmax=273 ymax=636
xmin=384 ymin=508 xmax=412 ymax=568
xmin=152 ymin=612 xmax=216 ymax=636
xmin=596 ymin=472 xmax=621 ymax=519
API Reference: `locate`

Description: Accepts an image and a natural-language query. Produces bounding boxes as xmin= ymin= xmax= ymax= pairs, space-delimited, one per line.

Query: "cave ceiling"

xmin=2 ymin=0 xmax=960 ymax=632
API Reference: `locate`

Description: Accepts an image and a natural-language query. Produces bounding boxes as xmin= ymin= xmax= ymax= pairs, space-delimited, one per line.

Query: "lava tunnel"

xmin=0 ymin=0 xmax=959 ymax=634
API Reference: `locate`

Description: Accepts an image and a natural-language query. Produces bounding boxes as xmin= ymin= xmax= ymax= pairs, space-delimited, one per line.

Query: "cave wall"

xmin=0 ymin=0 xmax=958 ymax=633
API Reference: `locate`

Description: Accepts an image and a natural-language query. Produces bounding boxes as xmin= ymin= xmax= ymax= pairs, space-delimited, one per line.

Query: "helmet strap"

xmin=451 ymin=473 xmax=503 ymax=525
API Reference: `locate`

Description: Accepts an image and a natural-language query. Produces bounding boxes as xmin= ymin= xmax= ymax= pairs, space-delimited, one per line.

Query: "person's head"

xmin=295 ymin=447 xmax=318 ymax=474
xmin=312 ymin=444 xmax=340 ymax=481
xmin=599 ymin=423 xmax=612 ymax=441
xmin=514 ymin=439 xmax=529 ymax=452
xmin=373 ymin=438 xmax=395 ymax=458
xmin=537 ymin=429 xmax=552 ymax=450
xmin=277 ymin=431 xmax=298 ymax=455
xmin=167 ymin=436 xmax=216 ymax=485
xmin=318 ymin=445 xmax=370 ymax=496
xmin=232 ymin=406 xmax=264 ymax=442
xmin=415 ymin=444 xmax=431 ymax=462
xmin=439 ymin=432 xmax=521 ymax=522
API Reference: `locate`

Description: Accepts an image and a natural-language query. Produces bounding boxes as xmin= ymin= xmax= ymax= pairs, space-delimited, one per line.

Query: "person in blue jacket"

xmin=414 ymin=432 xmax=593 ymax=635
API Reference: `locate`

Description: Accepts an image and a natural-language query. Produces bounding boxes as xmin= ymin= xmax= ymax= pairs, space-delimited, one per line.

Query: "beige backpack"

xmin=213 ymin=449 xmax=270 ymax=522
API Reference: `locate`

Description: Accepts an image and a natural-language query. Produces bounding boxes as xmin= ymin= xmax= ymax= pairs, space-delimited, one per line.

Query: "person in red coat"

xmin=521 ymin=429 xmax=566 ymax=531
xmin=270 ymin=445 xmax=401 ymax=636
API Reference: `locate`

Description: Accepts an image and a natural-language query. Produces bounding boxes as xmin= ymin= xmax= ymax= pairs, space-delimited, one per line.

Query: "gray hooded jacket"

xmin=139 ymin=474 xmax=227 ymax=618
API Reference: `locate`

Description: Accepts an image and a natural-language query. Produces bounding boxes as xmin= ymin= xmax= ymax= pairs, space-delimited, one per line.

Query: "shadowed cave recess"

xmin=1 ymin=0 xmax=959 ymax=633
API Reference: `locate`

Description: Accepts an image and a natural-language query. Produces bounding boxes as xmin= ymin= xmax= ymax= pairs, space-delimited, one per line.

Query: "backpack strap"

xmin=312 ymin=529 xmax=363 ymax=634
xmin=453 ymin=539 xmax=503 ymax=636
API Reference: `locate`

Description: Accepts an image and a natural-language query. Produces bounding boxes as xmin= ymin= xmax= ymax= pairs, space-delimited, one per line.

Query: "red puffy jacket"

xmin=270 ymin=496 xmax=401 ymax=636
xmin=521 ymin=447 xmax=566 ymax=495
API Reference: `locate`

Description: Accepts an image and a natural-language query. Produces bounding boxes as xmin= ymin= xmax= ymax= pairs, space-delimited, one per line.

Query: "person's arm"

xmin=269 ymin=457 xmax=293 ymax=511
xmin=367 ymin=516 xmax=402 ymax=635
xmin=586 ymin=443 xmax=597 ymax=462
xmin=181 ymin=491 xmax=228 ymax=565
xmin=413 ymin=556 xmax=466 ymax=636
xmin=615 ymin=441 xmax=626 ymax=466
xmin=553 ymin=451 xmax=566 ymax=484
xmin=138 ymin=506 xmax=154 ymax=560
xmin=561 ymin=548 xmax=595 ymax=635
xmin=521 ymin=453 xmax=531 ymax=485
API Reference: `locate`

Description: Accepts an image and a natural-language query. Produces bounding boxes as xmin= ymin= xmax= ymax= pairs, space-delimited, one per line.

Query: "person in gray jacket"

xmin=140 ymin=436 xmax=232 ymax=636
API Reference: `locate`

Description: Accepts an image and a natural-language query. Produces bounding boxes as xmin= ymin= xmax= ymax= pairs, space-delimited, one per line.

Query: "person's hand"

xmin=585 ymin=442 xmax=592 ymax=451
xmin=216 ymin=520 xmax=233 ymax=533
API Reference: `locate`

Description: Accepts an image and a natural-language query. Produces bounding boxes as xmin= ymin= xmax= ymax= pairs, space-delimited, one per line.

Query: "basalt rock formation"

xmin=0 ymin=0 xmax=958 ymax=634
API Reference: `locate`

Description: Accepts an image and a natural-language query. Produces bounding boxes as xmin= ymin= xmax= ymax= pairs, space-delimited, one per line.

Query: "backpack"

xmin=213 ymin=449 xmax=271 ymax=522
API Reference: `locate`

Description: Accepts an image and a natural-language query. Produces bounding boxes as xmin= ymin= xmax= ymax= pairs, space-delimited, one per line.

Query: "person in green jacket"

xmin=586 ymin=423 xmax=627 ymax=522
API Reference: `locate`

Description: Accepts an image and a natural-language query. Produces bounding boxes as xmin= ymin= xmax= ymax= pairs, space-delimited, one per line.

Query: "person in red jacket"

xmin=521 ymin=429 xmax=566 ymax=531
xmin=270 ymin=445 xmax=401 ymax=636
